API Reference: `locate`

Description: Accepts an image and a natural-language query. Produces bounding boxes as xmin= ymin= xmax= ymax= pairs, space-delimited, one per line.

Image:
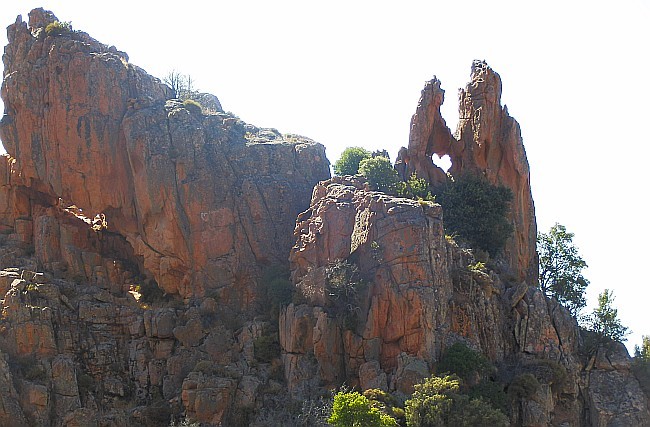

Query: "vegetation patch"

xmin=253 ymin=333 xmax=281 ymax=363
xmin=437 ymin=342 xmax=492 ymax=382
xmin=325 ymin=260 xmax=365 ymax=330
xmin=434 ymin=173 xmax=513 ymax=256
xmin=45 ymin=20 xmax=73 ymax=36
xmin=182 ymin=99 xmax=203 ymax=115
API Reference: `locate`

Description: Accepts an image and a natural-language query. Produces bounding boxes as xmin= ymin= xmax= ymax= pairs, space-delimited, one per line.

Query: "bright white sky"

xmin=1 ymin=1 xmax=648 ymax=353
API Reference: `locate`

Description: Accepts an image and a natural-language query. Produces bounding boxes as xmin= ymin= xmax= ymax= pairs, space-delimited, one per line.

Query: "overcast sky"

xmin=1 ymin=1 xmax=649 ymax=353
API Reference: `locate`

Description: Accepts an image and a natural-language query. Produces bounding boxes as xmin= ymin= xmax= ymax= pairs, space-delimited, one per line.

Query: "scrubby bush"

xmin=434 ymin=174 xmax=513 ymax=256
xmin=396 ymin=173 xmax=435 ymax=201
xmin=182 ymin=98 xmax=203 ymax=114
xmin=325 ymin=260 xmax=365 ymax=330
xmin=45 ymin=20 xmax=73 ymax=36
xmin=437 ymin=342 xmax=492 ymax=382
xmin=358 ymin=156 xmax=401 ymax=194
xmin=405 ymin=375 xmax=508 ymax=427
xmin=262 ymin=265 xmax=294 ymax=320
xmin=334 ymin=147 xmax=372 ymax=176
xmin=363 ymin=389 xmax=405 ymax=425
xmin=328 ymin=390 xmax=398 ymax=426
xmin=253 ymin=333 xmax=281 ymax=363
xmin=508 ymin=373 xmax=540 ymax=400
xmin=468 ymin=379 xmax=509 ymax=415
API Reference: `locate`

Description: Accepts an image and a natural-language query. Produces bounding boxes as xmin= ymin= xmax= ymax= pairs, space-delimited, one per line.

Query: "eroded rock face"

xmin=403 ymin=60 xmax=537 ymax=283
xmin=279 ymin=177 xmax=650 ymax=424
xmin=0 ymin=9 xmax=330 ymax=303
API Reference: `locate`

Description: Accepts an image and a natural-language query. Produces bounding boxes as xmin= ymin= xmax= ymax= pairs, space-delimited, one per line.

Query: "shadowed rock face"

xmin=402 ymin=60 xmax=538 ymax=283
xmin=0 ymin=9 xmax=330 ymax=303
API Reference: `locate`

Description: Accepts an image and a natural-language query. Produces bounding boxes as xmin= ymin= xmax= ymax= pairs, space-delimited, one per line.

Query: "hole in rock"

xmin=432 ymin=154 xmax=452 ymax=172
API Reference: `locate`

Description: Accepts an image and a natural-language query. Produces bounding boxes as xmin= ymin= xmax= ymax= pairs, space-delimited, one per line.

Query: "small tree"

xmin=632 ymin=335 xmax=650 ymax=396
xmin=434 ymin=174 xmax=513 ymax=256
xmin=328 ymin=391 xmax=397 ymax=427
xmin=538 ymin=223 xmax=589 ymax=316
xmin=405 ymin=375 xmax=508 ymax=427
xmin=396 ymin=173 xmax=434 ymax=201
xmin=334 ymin=147 xmax=372 ymax=176
xmin=635 ymin=335 xmax=650 ymax=361
xmin=586 ymin=289 xmax=629 ymax=343
xmin=163 ymin=70 xmax=198 ymax=100
xmin=358 ymin=156 xmax=401 ymax=194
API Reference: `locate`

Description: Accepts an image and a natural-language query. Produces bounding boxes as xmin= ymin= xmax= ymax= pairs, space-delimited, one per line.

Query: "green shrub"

xmin=328 ymin=391 xmax=398 ymax=426
xmin=363 ymin=389 xmax=404 ymax=425
xmin=334 ymin=147 xmax=372 ymax=176
xmin=325 ymin=260 xmax=365 ymax=330
xmin=437 ymin=342 xmax=492 ymax=382
xmin=15 ymin=356 xmax=46 ymax=382
xmin=45 ymin=20 xmax=73 ymax=36
xmin=358 ymin=156 xmax=401 ymax=194
xmin=434 ymin=174 xmax=513 ymax=256
xmin=405 ymin=375 xmax=508 ymax=427
xmin=396 ymin=173 xmax=434 ymax=201
xmin=468 ymin=379 xmax=508 ymax=415
xmin=524 ymin=359 xmax=568 ymax=392
xmin=262 ymin=265 xmax=294 ymax=320
xmin=508 ymin=373 xmax=540 ymax=400
xmin=182 ymin=99 xmax=203 ymax=114
xmin=254 ymin=334 xmax=281 ymax=363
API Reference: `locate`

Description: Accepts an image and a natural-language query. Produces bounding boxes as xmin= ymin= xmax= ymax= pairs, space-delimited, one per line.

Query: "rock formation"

xmin=0 ymin=7 xmax=647 ymax=427
xmin=402 ymin=60 xmax=537 ymax=283
xmin=0 ymin=9 xmax=330 ymax=306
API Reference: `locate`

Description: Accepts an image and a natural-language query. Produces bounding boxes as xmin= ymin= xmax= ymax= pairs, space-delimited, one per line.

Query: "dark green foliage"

xmin=434 ymin=174 xmax=513 ymax=256
xmin=635 ymin=335 xmax=650 ymax=361
xmin=396 ymin=173 xmax=435 ymax=201
xmin=538 ymin=223 xmax=589 ymax=316
xmin=328 ymin=390 xmax=398 ymax=426
xmin=253 ymin=333 xmax=281 ymax=363
xmin=437 ymin=343 xmax=492 ymax=382
xmin=522 ymin=359 xmax=568 ymax=392
xmin=45 ymin=20 xmax=73 ymax=36
xmin=334 ymin=147 xmax=372 ymax=176
xmin=468 ymin=379 xmax=508 ymax=415
xmin=358 ymin=156 xmax=402 ymax=194
xmin=363 ymin=389 xmax=405 ymax=425
xmin=325 ymin=260 xmax=365 ymax=330
xmin=632 ymin=344 xmax=650 ymax=396
xmin=508 ymin=373 xmax=540 ymax=400
xmin=15 ymin=355 xmax=46 ymax=382
xmin=405 ymin=375 xmax=508 ymax=427
xmin=262 ymin=265 xmax=294 ymax=320
xmin=584 ymin=289 xmax=629 ymax=343
xmin=141 ymin=398 xmax=172 ymax=427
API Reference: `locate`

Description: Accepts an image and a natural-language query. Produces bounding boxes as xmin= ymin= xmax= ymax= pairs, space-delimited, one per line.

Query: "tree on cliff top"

xmin=334 ymin=147 xmax=372 ymax=176
xmin=537 ymin=223 xmax=589 ymax=317
xmin=586 ymin=289 xmax=629 ymax=343
xmin=163 ymin=70 xmax=198 ymax=101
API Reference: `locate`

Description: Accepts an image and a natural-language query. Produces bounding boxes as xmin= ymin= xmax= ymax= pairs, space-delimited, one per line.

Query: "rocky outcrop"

xmin=403 ymin=60 xmax=537 ymax=283
xmin=0 ymin=8 xmax=647 ymax=427
xmin=279 ymin=176 xmax=650 ymax=425
xmin=0 ymin=9 xmax=330 ymax=304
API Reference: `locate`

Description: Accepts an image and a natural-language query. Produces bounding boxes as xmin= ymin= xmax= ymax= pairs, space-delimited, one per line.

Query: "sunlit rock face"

xmin=0 ymin=8 xmax=647 ymax=427
xmin=0 ymin=8 xmax=330 ymax=303
xmin=401 ymin=60 xmax=538 ymax=284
